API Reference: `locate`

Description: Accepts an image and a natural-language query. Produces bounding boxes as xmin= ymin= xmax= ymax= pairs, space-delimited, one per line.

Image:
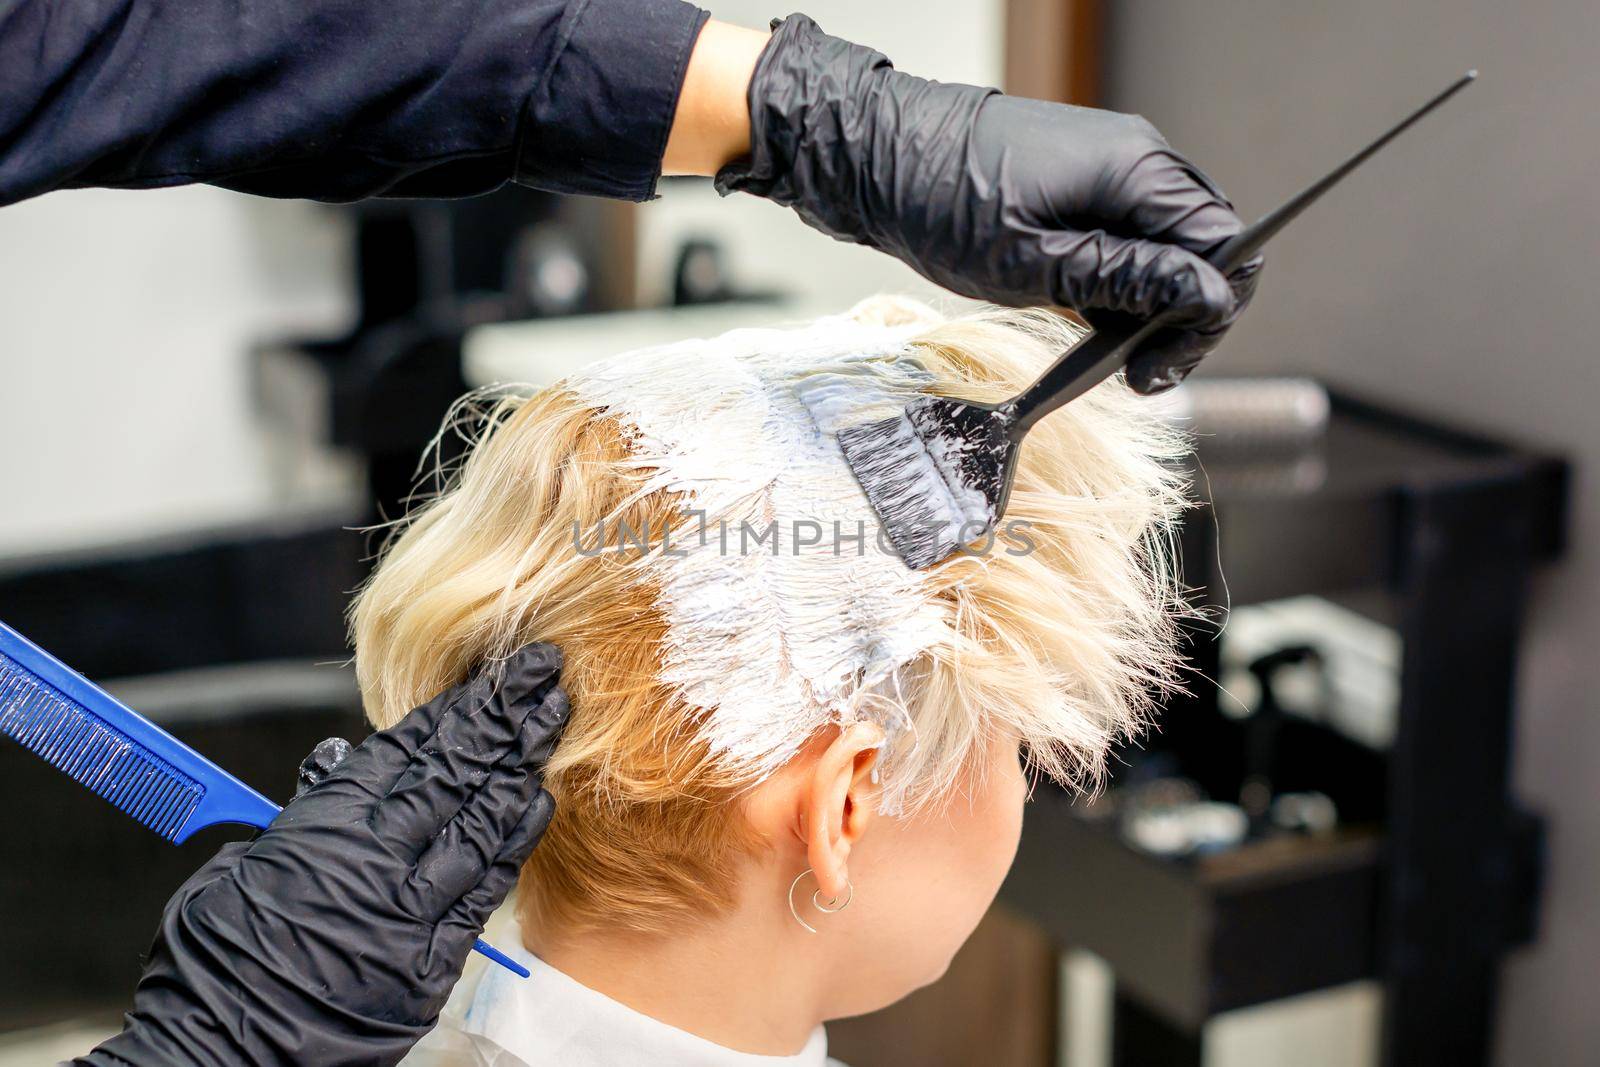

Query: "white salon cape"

xmin=402 ymin=910 xmax=845 ymax=1067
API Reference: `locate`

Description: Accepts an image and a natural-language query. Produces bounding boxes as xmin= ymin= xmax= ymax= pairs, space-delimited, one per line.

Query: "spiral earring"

xmin=788 ymin=867 xmax=854 ymax=934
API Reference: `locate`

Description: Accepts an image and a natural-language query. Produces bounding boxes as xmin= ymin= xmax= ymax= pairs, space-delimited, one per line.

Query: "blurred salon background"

xmin=1 ymin=2 xmax=1595 ymax=1065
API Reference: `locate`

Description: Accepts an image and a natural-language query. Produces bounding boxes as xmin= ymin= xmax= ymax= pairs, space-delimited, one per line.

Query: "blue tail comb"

xmin=0 ymin=618 xmax=528 ymax=979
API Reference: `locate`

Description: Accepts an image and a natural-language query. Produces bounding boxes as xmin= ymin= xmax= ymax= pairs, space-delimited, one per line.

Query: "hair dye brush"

xmin=839 ymin=71 xmax=1477 ymax=569
xmin=0 ymin=617 xmax=531 ymax=978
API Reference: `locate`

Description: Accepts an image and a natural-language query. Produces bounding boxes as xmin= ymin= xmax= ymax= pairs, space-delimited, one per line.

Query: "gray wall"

xmin=1103 ymin=3 xmax=1600 ymax=1064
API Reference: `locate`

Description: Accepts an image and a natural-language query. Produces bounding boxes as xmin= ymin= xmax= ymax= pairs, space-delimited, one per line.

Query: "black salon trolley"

xmin=999 ymin=388 xmax=1569 ymax=1067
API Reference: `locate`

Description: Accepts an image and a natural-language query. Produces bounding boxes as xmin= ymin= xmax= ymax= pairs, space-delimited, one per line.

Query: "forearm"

xmin=0 ymin=0 xmax=709 ymax=207
xmin=661 ymin=20 xmax=768 ymax=177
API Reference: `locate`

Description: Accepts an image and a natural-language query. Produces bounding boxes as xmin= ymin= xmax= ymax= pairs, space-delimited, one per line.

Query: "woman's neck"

xmin=527 ymin=906 xmax=823 ymax=1057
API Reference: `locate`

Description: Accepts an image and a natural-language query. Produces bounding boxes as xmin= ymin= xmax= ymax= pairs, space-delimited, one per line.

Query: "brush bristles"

xmin=837 ymin=413 xmax=987 ymax=569
xmin=0 ymin=655 xmax=202 ymax=841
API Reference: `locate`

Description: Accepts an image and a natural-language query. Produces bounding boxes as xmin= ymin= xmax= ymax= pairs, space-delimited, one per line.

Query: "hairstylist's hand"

xmin=78 ymin=644 xmax=568 ymax=1067
xmin=714 ymin=13 xmax=1262 ymax=394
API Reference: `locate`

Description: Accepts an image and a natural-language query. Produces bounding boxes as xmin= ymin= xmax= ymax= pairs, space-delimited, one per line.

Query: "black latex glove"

xmin=78 ymin=644 xmax=569 ymax=1067
xmin=715 ymin=13 xmax=1263 ymax=394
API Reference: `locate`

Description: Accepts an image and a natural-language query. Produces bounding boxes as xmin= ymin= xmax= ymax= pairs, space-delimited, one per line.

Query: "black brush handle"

xmin=1002 ymin=70 xmax=1477 ymax=437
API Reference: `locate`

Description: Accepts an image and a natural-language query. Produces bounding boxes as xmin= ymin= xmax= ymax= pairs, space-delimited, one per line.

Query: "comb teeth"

xmin=0 ymin=654 xmax=202 ymax=841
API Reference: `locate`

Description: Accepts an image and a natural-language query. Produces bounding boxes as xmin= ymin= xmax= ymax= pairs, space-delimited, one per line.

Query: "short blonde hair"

xmin=351 ymin=297 xmax=1189 ymax=936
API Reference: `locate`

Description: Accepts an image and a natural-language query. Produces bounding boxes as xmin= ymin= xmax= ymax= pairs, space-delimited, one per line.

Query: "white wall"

xmin=1102 ymin=3 xmax=1600 ymax=1064
xmin=0 ymin=188 xmax=353 ymax=555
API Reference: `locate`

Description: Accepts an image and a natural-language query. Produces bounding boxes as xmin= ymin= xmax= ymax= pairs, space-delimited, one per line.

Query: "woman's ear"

xmin=805 ymin=721 xmax=884 ymax=902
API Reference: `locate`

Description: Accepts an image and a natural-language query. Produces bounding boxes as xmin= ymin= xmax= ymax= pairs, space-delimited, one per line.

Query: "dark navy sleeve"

xmin=0 ymin=0 xmax=711 ymax=207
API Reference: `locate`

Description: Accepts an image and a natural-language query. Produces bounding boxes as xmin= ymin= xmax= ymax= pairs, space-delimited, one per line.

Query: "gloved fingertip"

xmin=517 ymin=685 xmax=571 ymax=771
xmin=490 ymin=643 xmax=563 ymax=710
xmin=1166 ymin=256 xmax=1239 ymax=331
xmin=533 ymin=684 xmax=570 ymax=733
xmin=295 ymin=736 xmax=355 ymax=797
xmin=1228 ymin=253 xmax=1265 ymax=306
xmin=502 ymin=790 xmax=557 ymax=863
xmin=1124 ymin=345 xmax=1198 ymax=396
xmin=529 ymin=785 xmax=556 ymax=823
xmin=1235 ymin=252 xmax=1266 ymax=279
xmin=1129 ymin=364 xmax=1190 ymax=396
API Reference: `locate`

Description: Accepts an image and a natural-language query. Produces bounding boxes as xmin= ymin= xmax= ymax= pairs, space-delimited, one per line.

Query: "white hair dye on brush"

xmin=567 ymin=313 xmax=956 ymax=793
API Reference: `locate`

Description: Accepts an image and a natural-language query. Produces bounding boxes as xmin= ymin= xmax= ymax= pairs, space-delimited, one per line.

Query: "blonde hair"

xmin=351 ymin=297 xmax=1190 ymax=936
